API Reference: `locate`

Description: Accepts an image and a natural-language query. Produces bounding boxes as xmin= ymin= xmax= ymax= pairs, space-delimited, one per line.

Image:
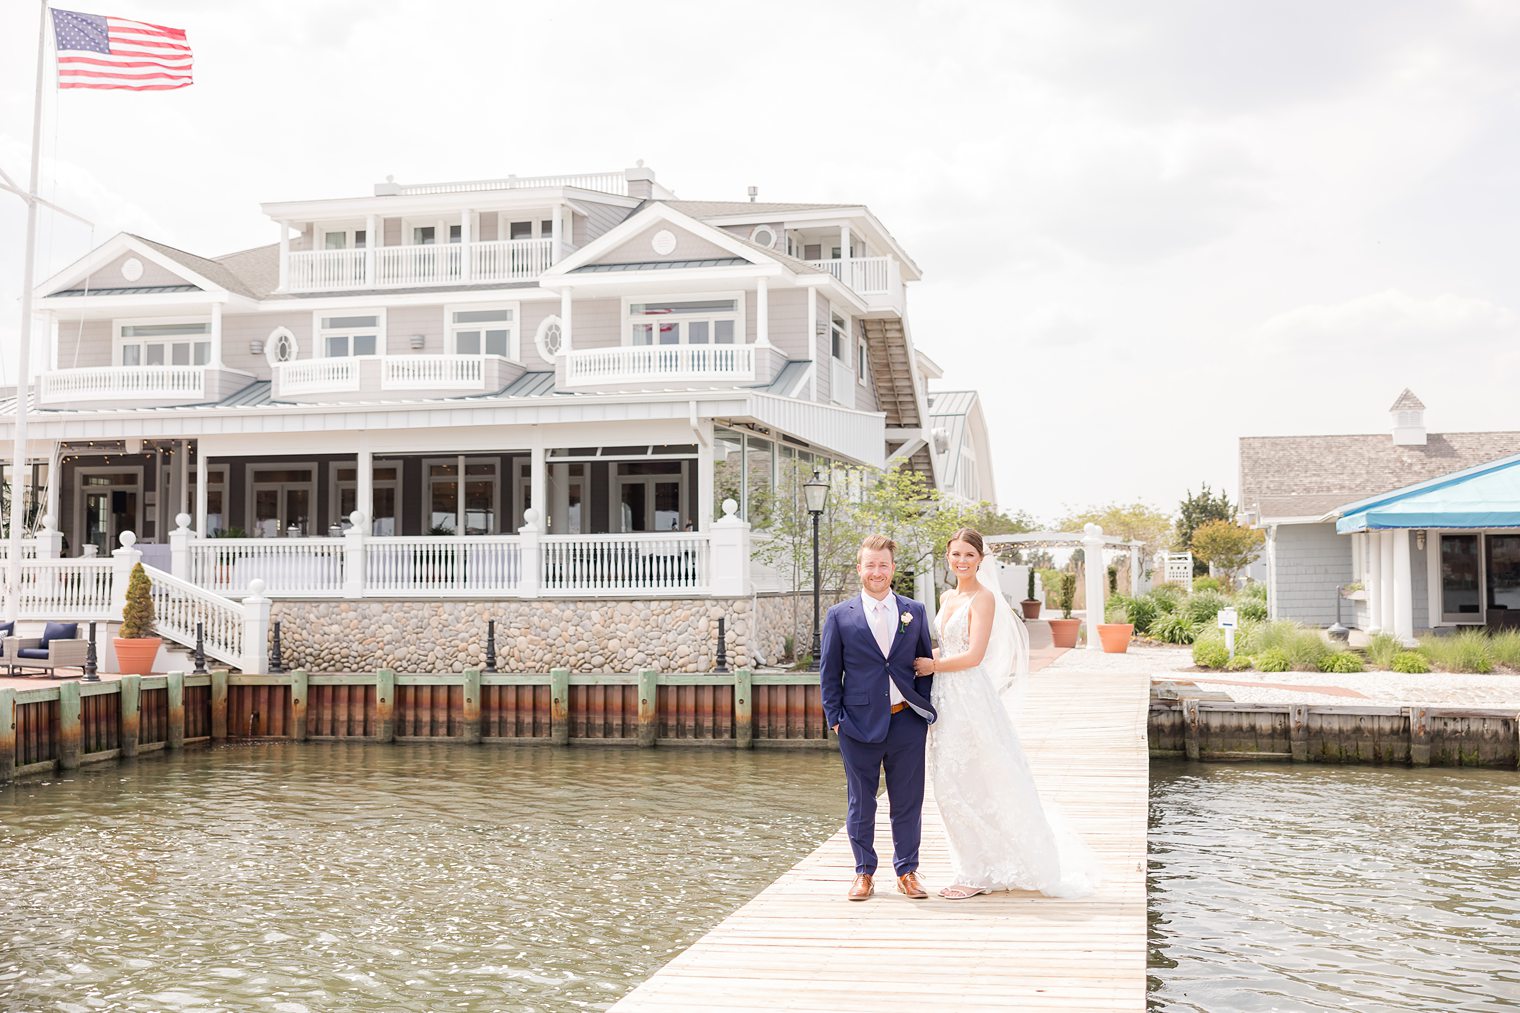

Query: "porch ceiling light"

xmin=803 ymin=468 xmax=830 ymax=515
xmin=1416 ymin=529 xmax=1427 ymax=550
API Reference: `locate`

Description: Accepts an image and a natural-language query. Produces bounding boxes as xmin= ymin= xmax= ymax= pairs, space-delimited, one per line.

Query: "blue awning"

xmin=1336 ymin=453 xmax=1520 ymax=532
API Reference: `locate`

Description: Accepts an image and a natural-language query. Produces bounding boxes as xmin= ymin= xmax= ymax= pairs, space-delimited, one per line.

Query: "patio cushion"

xmin=0 ymin=620 xmax=12 ymax=638
xmin=40 ymin=622 xmax=78 ymax=646
xmin=17 ymin=647 xmax=50 ymax=660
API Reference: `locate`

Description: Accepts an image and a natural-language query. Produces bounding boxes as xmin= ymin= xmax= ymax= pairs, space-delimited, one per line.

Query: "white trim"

xmin=112 ymin=315 xmax=213 ymax=368
xmin=33 ymin=232 xmax=233 ymax=302
xmin=422 ymin=455 xmax=502 ymax=535
xmin=310 ymin=307 xmax=387 ymax=359
xmin=329 ymin=459 xmax=401 ymax=535
xmin=545 ymin=204 xmax=780 ymax=277
xmin=315 ymin=222 xmax=370 ymax=251
xmin=443 ymin=300 xmax=521 ymax=360
xmin=534 ymin=314 xmax=565 ymax=361
xmin=265 ymin=326 xmax=298 ymax=366
xmin=749 ymin=224 xmax=779 ymax=249
xmin=244 ymin=461 xmax=318 ymax=538
xmin=621 ymin=291 xmax=746 ymax=347
xmin=73 ymin=463 xmax=145 ymax=555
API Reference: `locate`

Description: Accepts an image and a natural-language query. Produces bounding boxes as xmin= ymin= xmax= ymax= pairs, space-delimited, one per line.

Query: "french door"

xmin=248 ymin=467 xmax=315 ymax=537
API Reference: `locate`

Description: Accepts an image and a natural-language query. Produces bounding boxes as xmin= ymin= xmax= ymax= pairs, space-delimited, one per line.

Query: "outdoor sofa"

xmin=3 ymin=621 xmax=87 ymax=677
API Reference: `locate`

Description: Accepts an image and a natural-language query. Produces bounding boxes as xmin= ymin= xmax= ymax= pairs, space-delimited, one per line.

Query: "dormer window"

xmin=626 ymin=297 xmax=741 ymax=346
xmin=117 ymin=320 xmax=210 ymax=366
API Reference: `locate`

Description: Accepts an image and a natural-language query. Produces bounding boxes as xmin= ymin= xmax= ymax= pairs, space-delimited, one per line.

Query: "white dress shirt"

xmin=861 ymin=590 xmax=906 ymax=706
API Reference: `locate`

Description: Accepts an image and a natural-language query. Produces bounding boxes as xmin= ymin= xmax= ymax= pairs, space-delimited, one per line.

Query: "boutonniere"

xmin=898 ymin=611 xmax=913 ymax=633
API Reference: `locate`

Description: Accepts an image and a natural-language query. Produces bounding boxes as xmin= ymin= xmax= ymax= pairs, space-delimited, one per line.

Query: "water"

xmin=1148 ymin=760 xmax=1520 ymax=1011
xmin=0 ymin=743 xmax=846 ymax=1011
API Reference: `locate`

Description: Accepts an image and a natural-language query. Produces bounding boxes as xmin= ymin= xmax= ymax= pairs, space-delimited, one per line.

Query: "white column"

xmin=48 ymin=313 xmax=58 ymax=371
xmin=170 ymin=513 xmax=191 ymax=581
xmin=240 ymin=579 xmax=272 ymax=674
xmin=756 ymin=276 xmax=771 ymax=348
xmin=528 ymin=441 xmax=546 ymax=525
xmin=1380 ymin=531 xmax=1395 ymax=635
xmin=1082 ymin=524 xmax=1106 ymax=651
xmin=365 ymin=213 xmax=378 ymax=287
xmin=697 ymin=429 xmax=714 ymax=534
xmin=1426 ymin=532 xmax=1442 ymax=630
xmin=806 ymin=289 xmax=818 ymax=400
xmin=840 ymin=224 xmax=852 ymax=265
xmin=1265 ymin=527 xmax=1278 ymax=620
xmin=1366 ymin=530 xmax=1383 ymax=631
xmin=455 ymin=454 xmax=466 ymax=535
xmin=277 ymin=221 xmax=289 ymax=291
xmin=459 ymin=209 xmax=473 ymax=283
xmin=176 ymin=440 xmax=189 ymax=518
xmin=210 ymin=302 xmax=223 ymax=368
xmin=111 ymin=531 xmax=143 ymax=618
xmin=356 ymin=447 xmax=373 ymax=534
xmin=559 ymin=289 xmax=573 ymax=352
xmin=46 ymin=442 xmax=60 ymax=529
xmin=1392 ymin=529 xmax=1414 ymax=643
xmin=518 ymin=508 xmax=542 ymax=597
xmin=194 ymin=446 xmax=209 ymax=536
xmin=709 ymin=499 xmax=750 ymax=597
xmin=342 ymin=514 xmax=366 ymax=599
xmin=1129 ymin=542 xmax=1143 ymax=596
xmin=550 ymin=207 xmax=564 ymax=262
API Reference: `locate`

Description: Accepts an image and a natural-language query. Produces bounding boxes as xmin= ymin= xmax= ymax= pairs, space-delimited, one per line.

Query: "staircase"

xmin=861 ymin=315 xmax=936 ymax=482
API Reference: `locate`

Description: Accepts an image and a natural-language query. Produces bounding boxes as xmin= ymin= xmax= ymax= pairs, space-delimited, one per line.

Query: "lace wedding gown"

xmin=926 ymin=594 xmax=1103 ymax=898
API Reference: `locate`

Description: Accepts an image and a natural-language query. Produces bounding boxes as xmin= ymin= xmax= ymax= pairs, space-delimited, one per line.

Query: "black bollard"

xmin=484 ymin=618 xmax=498 ymax=674
xmin=192 ymin=621 xmax=209 ymax=675
xmin=268 ymin=621 xmax=285 ymax=674
xmin=714 ymin=616 xmax=729 ymax=673
xmin=82 ymin=621 xmax=99 ymax=682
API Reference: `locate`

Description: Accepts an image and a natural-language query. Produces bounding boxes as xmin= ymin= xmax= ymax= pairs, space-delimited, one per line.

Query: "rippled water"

xmin=0 ymin=743 xmax=845 ymax=1011
xmin=1148 ymin=761 xmax=1520 ymax=1011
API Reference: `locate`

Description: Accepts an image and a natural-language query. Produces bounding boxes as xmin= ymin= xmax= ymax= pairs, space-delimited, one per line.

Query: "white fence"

xmin=274 ymin=359 xmax=359 ymax=396
xmin=381 ymin=355 xmax=486 ymax=390
xmin=189 ymin=538 xmax=347 ymax=597
xmin=39 ymin=365 xmax=205 ymax=405
xmin=365 ymin=536 xmax=523 ymax=596
xmin=471 ymin=239 xmax=553 ymax=281
xmin=565 ymin=344 xmax=756 ymax=386
xmin=287 ymin=248 xmax=365 ymax=290
xmin=12 ymin=557 xmax=115 ymax=620
xmin=541 ymin=533 xmax=708 ymax=594
xmin=287 ymin=239 xmax=555 ymax=292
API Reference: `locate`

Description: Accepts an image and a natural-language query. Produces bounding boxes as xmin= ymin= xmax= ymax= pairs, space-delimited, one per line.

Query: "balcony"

xmin=272 ymin=355 xmax=521 ymax=401
xmin=806 ymin=255 xmax=905 ymax=314
xmin=38 ymin=365 xmax=255 ymax=407
xmin=563 ymin=344 xmax=758 ymax=390
xmin=285 ymin=238 xmax=555 ymax=293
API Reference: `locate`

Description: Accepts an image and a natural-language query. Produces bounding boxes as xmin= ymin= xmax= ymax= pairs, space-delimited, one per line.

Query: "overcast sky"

xmin=3 ymin=0 xmax=1518 ymax=522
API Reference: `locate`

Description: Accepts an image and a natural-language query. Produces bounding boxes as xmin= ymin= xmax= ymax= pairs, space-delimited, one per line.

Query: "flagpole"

xmin=5 ymin=1 xmax=48 ymax=622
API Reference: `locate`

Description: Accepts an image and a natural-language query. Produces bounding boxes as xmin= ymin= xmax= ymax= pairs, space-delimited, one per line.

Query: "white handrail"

xmin=141 ymin=563 xmax=244 ymax=666
xmin=806 ymin=256 xmax=893 ymax=295
xmin=375 ymin=244 xmax=463 ymax=287
xmin=189 ymin=537 xmax=347 ymax=597
xmin=11 ymin=558 xmax=114 ymax=619
xmin=541 ymin=533 xmax=708 ymax=594
xmin=287 ymin=248 xmax=366 ymax=290
xmin=365 ymin=536 xmax=523 ymax=596
xmin=381 ymin=355 xmax=485 ymax=390
xmin=565 ymin=344 xmax=756 ymax=385
xmin=39 ymin=365 xmax=206 ymax=404
xmin=273 ymin=359 xmax=360 ymax=396
xmin=394 ymin=172 xmax=627 ymax=196
xmin=471 ymin=238 xmax=553 ymax=281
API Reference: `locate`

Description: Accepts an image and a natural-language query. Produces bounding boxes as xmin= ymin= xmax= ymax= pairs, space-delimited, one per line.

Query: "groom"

xmin=819 ymin=534 xmax=936 ymax=901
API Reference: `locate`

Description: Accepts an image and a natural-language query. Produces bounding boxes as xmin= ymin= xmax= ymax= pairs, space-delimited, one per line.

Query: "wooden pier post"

xmin=209 ymin=669 xmax=228 ymax=740
xmin=1182 ymin=698 xmax=1201 ymax=761
xmin=1289 ymin=703 xmax=1309 ymax=763
xmin=119 ymin=675 xmax=141 ymax=758
xmin=550 ymin=668 xmax=570 ymax=746
xmin=290 ymin=670 xmax=309 ymax=741
xmin=165 ymin=672 xmax=185 ymax=750
xmin=462 ymin=668 xmax=482 ymax=743
xmin=637 ymin=669 xmax=658 ymax=747
xmin=734 ymin=669 xmax=753 ymax=750
xmin=375 ymin=669 xmax=396 ymax=743
xmin=1409 ymin=705 xmax=1431 ymax=767
xmin=57 ymin=681 xmax=82 ymax=770
xmin=0 ymin=688 xmax=16 ymax=783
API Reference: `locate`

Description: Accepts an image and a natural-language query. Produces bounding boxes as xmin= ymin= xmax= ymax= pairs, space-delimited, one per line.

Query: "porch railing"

xmin=806 ymin=255 xmax=894 ymax=295
xmin=12 ymin=557 xmax=115 ymax=619
xmin=541 ymin=533 xmax=708 ymax=594
xmin=287 ymin=248 xmax=365 ymax=290
xmin=381 ymin=355 xmax=486 ymax=390
xmin=287 ymin=239 xmax=554 ymax=292
xmin=392 ymin=171 xmax=627 ymax=196
xmin=38 ymin=365 xmax=206 ymax=405
xmin=472 ymin=238 xmax=554 ymax=281
xmin=274 ymin=359 xmax=360 ymax=396
xmin=564 ymin=344 xmax=757 ymax=386
xmin=365 ymin=536 xmax=522 ymax=596
xmin=143 ymin=564 xmax=244 ymax=667
xmin=188 ymin=537 xmax=348 ymax=597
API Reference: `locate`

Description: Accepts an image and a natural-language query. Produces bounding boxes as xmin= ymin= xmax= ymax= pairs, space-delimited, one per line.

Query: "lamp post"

xmin=803 ymin=467 xmax=830 ymax=670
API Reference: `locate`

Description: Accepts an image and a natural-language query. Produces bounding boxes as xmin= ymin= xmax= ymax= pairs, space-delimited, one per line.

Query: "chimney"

xmin=1389 ymin=388 xmax=1427 ymax=446
xmin=624 ymin=161 xmax=656 ymax=200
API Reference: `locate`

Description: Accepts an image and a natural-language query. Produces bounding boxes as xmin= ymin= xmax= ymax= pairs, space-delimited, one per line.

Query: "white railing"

xmin=287 ymin=248 xmax=366 ymax=291
xmin=274 ymin=359 xmax=360 ymax=396
xmin=806 ymin=256 xmax=893 ymax=295
xmin=375 ymin=244 xmax=464 ymax=287
xmin=188 ymin=538 xmax=347 ymax=597
xmin=142 ymin=563 xmax=243 ymax=666
xmin=541 ymin=533 xmax=709 ymax=594
xmin=565 ymin=344 xmax=756 ymax=386
xmin=472 ymin=238 xmax=553 ymax=281
xmin=39 ymin=365 xmax=205 ymax=405
xmin=382 ymin=355 xmax=486 ymax=390
xmin=365 ymin=536 xmax=523 ymax=596
xmin=394 ymin=172 xmax=626 ymax=196
xmin=0 ymin=541 xmax=39 ymax=560
xmin=12 ymin=558 xmax=115 ymax=619
xmin=831 ymin=358 xmax=856 ymax=407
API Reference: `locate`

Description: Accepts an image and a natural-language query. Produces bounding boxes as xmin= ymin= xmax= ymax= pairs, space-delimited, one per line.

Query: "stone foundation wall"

xmin=269 ymin=598 xmax=756 ymax=674
xmin=753 ymin=590 xmax=851 ymax=667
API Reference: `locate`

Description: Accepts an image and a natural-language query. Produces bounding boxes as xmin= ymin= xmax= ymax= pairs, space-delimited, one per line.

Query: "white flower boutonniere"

xmin=899 ymin=611 xmax=913 ymax=633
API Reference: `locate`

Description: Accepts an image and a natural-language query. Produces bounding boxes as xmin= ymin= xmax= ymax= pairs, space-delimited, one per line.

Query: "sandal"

xmin=938 ymin=885 xmax=991 ymax=900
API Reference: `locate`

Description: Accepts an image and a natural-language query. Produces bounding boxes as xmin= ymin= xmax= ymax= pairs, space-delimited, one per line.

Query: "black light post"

xmin=803 ymin=467 xmax=831 ymax=670
xmin=484 ymin=618 xmax=498 ymax=673
xmin=82 ymin=621 xmax=99 ymax=682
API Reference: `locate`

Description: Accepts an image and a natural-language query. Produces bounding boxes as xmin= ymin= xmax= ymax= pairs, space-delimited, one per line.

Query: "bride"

xmin=912 ymin=527 xmax=1103 ymax=900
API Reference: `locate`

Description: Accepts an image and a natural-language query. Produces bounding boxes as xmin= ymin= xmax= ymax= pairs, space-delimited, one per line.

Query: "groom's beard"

xmin=860 ymin=576 xmax=892 ymax=597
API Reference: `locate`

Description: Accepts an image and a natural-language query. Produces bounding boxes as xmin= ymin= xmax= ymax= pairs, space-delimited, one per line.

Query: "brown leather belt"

xmin=890 ymin=702 xmax=909 ymax=714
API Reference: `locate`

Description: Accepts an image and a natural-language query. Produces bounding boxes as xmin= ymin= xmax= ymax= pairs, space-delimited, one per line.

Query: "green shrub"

xmin=1487 ymin=630 xmax=1520 ymax=670
xmin=1149 ymin=611 xmax=1199 ymax=645
xmin=1148 ymin=583 xmax=1186 ymax=611
xmin=1225 ymin=653 xmax=1254 ymax=672
xmin=120 ymin=562 xmax=156 ymax=639
xmin=1184 ymin=591 xmax=1230 ymax=626
xmin=1233 ymin=597 xmax=1268 ymax=623
xmin=1319 ymin=651 xmax=1364 ymax=674
xmin=1243 ymin=620 xmax=1328 ymax=671
xmin=1255 ymin=648 xmax=1290 ymax=673
xmin=1240 ymin=581 xmax=1268 ymax=601
xmin=1419 ymin=630 xmax=1493 ymax=673
xmin=1391 ymin=651 xmax=1431 ymax=674
xmin=1126 ymin=594 xmax=1161 ymax=635
xmin=1365 ymin=633 xmax=1402 ymax=670
xmin=1056 ymin=572 xmax=1077 ymax=619
xmin=1192 ymin=637 xmax=1230 ymax=669
xmin=1193 ymin=576 xmax=1222 ymax=593
xmin=1105 ymin=596 xmax=1131 ymax=624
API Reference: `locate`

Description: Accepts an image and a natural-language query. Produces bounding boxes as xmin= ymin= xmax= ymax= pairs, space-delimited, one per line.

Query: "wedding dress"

xmin=925 ymin=558 xmax=1103 ymax=898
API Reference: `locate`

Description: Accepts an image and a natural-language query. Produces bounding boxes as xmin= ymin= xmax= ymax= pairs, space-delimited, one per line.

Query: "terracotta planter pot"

xmin=113 ymin=637 xmax=161 ymax=676
xmin=1048 ymin=618 xmax=1081 ymax=649
xmin=1020 ymin=599 xmax=1042 ymax=621
xmin=1098 ymin=623 xmax=1134 ymax=653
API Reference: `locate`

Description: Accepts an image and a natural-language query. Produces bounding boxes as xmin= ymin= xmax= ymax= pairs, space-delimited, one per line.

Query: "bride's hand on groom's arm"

xmin=913 ymin=650 xmax=939 ymax=676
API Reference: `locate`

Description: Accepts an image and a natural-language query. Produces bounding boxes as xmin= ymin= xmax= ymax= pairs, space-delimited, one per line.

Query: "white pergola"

xmin=986 ymin=526 xmax=1145 ymax=652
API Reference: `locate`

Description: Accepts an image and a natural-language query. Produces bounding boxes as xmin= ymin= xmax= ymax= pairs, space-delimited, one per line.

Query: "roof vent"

xmin=1390 ymin=388 xmax=1426 ymax=446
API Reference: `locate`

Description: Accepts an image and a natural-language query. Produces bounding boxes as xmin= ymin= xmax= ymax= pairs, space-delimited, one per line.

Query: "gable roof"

xmin=1239 ymin=430 xmax=1520 ymax=521
xmin=663 ymin=200 xmax=865 ymax=219
xmin=127 ymin=235 xmax=265 ymax=299
xmin=38 ymin=231 xmax=277 ymax=301
xmin=1389 ymin=388 xmax=1425 ymax=411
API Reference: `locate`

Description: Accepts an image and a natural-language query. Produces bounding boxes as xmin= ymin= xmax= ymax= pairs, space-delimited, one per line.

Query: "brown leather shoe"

xmin=847 ymin=874 xmax=874 ymax=901
xmin=896 ymin=871 xmax=928 ymax=899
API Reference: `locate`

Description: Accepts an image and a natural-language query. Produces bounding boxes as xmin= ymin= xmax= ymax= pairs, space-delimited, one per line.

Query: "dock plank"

xmin=612 ymin=669 xmax=1150 ymax=1011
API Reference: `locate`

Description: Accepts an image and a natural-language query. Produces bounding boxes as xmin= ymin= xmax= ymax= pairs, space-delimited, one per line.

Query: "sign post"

xmin=1217 ymin=607 xmax=1239 ymax=660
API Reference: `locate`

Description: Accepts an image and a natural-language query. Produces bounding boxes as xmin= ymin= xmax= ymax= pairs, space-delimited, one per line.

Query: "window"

xmin=322 ymin=228 xmax=366 ymax=250
xmin=830 ymin=312 xmax=850 ymax=362
xmin=266 ymin=327 xmax=297 ymax=365
xmin=317 ymin=313 xmax=381 ymax=357
xmin=412 ymin=225 xmax=436 ymax=246
xmin=534 ymin=316 xmax=564 ymax=360
xmin=449 ymin=224 xmax=462 ymax=244
xmin=118 ymin=321 xmax=211 ymax=367
xmin=448 ymin=305 xmax=517 ymax=359
xmin=507 ymin=219 xmax=555 ymax=241
xmin=627 ymin=298 xmax=741 ymax=346
xmin=857 ymin=339 xmax=869 ymax=383
xmin=427 ymin=459 xmax=498 ymax=534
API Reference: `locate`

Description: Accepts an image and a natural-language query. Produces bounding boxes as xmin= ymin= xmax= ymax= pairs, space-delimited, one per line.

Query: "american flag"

xmin=50 ymin=8 xmax=193 ymax=91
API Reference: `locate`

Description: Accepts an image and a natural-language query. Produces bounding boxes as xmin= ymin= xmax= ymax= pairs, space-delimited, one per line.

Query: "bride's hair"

xmin=946 ymin=528 xmax=985 ymax=556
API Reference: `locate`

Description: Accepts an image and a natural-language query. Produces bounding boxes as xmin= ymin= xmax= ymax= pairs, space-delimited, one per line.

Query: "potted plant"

xmin=113 ymin=561 xmax=161 ymax=675
xmin=1048 ymin=573 xmax=1081 ymax=648
xmin=1098 ymin=599 xmax=1135 ymax=654
xmin=1020 ymin=568 xmax=1042 ymax=620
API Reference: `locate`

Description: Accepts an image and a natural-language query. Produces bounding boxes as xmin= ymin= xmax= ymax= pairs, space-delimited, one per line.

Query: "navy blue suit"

xmin=820 ymin=592 xmax=936 ymax=876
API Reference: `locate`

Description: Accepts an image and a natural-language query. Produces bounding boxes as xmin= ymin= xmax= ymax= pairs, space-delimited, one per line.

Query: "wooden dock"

xmin=611 ymin=668 xmax=1152 ymax=1011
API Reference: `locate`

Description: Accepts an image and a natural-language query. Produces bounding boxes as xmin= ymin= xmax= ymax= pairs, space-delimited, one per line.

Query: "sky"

xmin=2 ymin=0 xmax=1519 ymax=523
